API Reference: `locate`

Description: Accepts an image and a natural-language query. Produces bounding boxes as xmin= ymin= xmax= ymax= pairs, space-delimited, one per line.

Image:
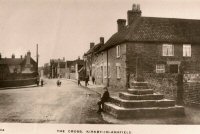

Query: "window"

xmin=108 ymin=63 xmax=111 ymax=78
xmin=156 ymin=64 xmax=165 ymax=73
xmin=183 ymin=44 xmax=191 ymax=57
xmin=116 ymin=63 xmax=121 ymax=79
xmin=162 ymin=44 xmax=174 ymax=56
xmin=103 ymin=64 xmax=107 ymax=78
xmin=116 ymin=45 xmax=121 ymax=58
xmin=169 ymin=64 xmax=179 ymax=73
xmin=103 ymin=63 xmax=111 ymax=78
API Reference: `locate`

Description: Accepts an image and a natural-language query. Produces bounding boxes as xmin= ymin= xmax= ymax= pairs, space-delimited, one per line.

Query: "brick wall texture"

xmin=93 ymin=43 xmax=127 ymax=90
xmin=183 ymin=82 xmax=200 ymax=105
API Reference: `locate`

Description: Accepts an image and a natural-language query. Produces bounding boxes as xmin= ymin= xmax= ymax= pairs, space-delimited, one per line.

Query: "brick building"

xmin=85 ymin=4 xmax=200 ymax=92
xmin=66 ymin=58 xmax=85 ymax=80
xmin=0 ymin=51 xmax=37 ymax=87
xmin=84 ymin=37 xmax=104 ymax=80
xmin=49 ymin=58 xmax=66 ymax=78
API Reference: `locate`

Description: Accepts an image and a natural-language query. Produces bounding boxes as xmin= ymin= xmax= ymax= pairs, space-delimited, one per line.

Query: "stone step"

xmin=130 ymin=85 xmax=149 ymax=89
xmin=131 ymin=81 xmax=148 ymax=86
xmin=104 ymin=103 xmax=185 ymax=119
xmin=119 ymin=92 xmax=164 ymax=100
xmin=128 ymin=89 xmax=154 ymax=95
xmin=110 ymin=97 xmax=175 ymax=108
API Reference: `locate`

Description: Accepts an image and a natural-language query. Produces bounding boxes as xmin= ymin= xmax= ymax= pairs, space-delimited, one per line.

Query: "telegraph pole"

xmin=36 ymin=44 xmax=39 ymax=74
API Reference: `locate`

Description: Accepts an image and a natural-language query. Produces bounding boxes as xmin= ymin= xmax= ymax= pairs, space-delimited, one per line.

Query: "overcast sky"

xmin=0 ymin=0 xmax=200 ymax=66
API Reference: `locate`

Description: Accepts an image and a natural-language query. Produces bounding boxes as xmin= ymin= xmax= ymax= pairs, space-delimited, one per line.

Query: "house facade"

xmin=49 ymin=58 xmax=66 ymax=78
xmin=66 ymin=58 xmax=85 ymax=80
xmin=0 ymin=51 xmax=37 ymax=87
xmin=85 ymin=4 xmax=200 ymax=91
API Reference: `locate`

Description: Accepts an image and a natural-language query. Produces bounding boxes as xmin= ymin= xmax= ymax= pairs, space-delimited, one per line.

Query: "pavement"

xmin=2 ymin=78 xmax=200 ymax=124
xmin=68 ymin=79 xmax=200 ymax=124
xmin=68 ymin=79 xmax=120 ymax=97
xmin=0 ymin=78 xmax=107 ymax=124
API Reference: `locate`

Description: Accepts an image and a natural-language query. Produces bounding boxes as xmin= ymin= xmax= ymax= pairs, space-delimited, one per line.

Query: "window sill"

xmin=162 ymin=55 xmax=174 ymax=57
xmin=104 ymin=76 xmax=111 ymax=79
xmin=116 ymin=56 xmax=121 ymax=58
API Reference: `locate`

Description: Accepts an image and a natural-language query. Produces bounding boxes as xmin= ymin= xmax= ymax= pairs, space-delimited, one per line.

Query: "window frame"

xmin=116 ymin=45 xmax=121 ymax=58
xmin=183 ymin=44 xmax=191 ymax=57
xmin=156 ymin=64 xmax=165 ymax=73
xmin=116 ymin=63 xmax=121 ymax=79
xmin=162 ymin=44 xmax=174 ymax=56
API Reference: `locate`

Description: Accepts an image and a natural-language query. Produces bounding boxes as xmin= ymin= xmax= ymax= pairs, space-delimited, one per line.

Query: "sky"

xmin=0 ymin=0 xmax=200 ymax=66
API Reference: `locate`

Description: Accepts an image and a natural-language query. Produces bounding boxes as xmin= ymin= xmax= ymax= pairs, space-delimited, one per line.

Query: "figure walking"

xmin=85 ymin=75 xmax=89 ymax=87
xmin=92 ymin=76 xmax=95 ymax=85
xmin=57 ymin=79 xmax=61 ymax=87
xmin=41 ymin=79 xmax=44 ymax=87
xmin=78 ymin=77 xmax=81 ymax=86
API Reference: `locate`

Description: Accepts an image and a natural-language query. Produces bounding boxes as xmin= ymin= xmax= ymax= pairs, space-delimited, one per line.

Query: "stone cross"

xmin=135 ymin=53 xmax=144 ymax=82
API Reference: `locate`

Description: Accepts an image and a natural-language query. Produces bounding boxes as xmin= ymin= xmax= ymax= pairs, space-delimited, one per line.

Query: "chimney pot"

xmin=117 ymin=19 xmax=126 ymax=32
xmin=12 ymin=54 xmax=15 ymax=59
xmin=127 ymin=3 xmax=142 ymax=25
xmin=100 ymin=37 xmax=104 ymax=44
xmin=90 ymin=42 xmax=95 ymax=49
xmin=132 ymin=4 xmax=137 ymax=10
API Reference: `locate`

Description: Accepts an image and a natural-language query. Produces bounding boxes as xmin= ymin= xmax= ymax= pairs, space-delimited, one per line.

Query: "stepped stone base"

xmin=104 ymin=103 xmax=185 ymax=119
xmin=110 ymin=96 xmax=175 ymax=108
xmin=104 ymin=81 xmax=185 ymax=119
xmin=119 ymin=92 xmax=164 ymax=100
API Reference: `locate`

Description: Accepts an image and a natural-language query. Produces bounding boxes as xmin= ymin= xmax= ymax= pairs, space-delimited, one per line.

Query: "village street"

xmin=0 ymin=79 xmax=107 ymax=124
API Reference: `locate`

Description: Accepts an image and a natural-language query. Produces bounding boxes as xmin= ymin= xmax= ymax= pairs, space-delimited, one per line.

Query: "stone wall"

xmin=130 ymin=73 xmax=178 ymax=100
xmin=183 ymin=82 xmax=200 ymax=105
xmin=0 ymin=77 xmax=37 ymax=88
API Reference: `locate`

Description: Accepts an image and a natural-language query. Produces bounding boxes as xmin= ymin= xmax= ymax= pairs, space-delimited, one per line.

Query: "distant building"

xmin=0 ymin=51 xmax=37 ymax=87
xmin=49 ymin=58 xmax=66 ymax=78
xmin=43 ymin=63 xmax=50 ymax=77
xmin=66 ymin=58 xmax=85 ymax=80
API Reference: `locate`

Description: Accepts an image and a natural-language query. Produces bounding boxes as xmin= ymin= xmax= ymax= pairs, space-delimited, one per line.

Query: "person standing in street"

xmin=41 ymin=79 xmax=44 ymax=87
xmin=85 ymin=75 xmax=89 ymax=87
xmin=78 ymin=76 xmax=81 ymax=86
xmin=92 ymin=76 xmax=95 ymax=85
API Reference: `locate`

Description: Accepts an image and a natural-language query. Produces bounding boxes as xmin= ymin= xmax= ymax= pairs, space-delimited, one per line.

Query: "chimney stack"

xmin=11 ymin=54 xmax=15 ymax=59
xmin=26 ymin=51 xmax=31 ymax=65
xmin=0 ymin=53 xmax=1 ymax=59
xmin=127 ymin=4 xmax=142 ymax=25
xmin=90 ymin=42 xmax=95 ymax=49
xmin=117 ymin=19 xmax=126 ymax=32
xmin=20 ymin=55 xmax=23 ymax=59
xmin=100 ymin=37 xmax=104 ymax=44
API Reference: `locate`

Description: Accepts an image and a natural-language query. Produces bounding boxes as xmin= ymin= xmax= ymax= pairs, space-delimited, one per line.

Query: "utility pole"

xmin=36 ymin=44 xmax=39 ymax=75
xmin=106 ymin=50 xmax=109 ymax=87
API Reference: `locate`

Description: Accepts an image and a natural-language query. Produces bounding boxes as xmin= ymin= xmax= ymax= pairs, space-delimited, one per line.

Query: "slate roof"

xmin=99 ymin=17 xmax=200 ymax=52
xmin=0 ymin=58 xmax=24 ymax=65
xmin=85 ymin=42 xmax=103 ymax=55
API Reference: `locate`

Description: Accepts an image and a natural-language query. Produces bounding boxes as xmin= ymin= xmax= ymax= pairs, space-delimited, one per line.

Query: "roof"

xmin=0 ymin=58 xmax=24 ymax=65
xmin=99 ymin=17 xmax=200 ymax=51
xmin=85 ymin=43 xmax=103 ymax=55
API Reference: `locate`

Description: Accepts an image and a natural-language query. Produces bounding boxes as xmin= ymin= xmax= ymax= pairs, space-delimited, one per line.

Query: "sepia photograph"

xmin=0 ymin=0 xmax=200 ymax=133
